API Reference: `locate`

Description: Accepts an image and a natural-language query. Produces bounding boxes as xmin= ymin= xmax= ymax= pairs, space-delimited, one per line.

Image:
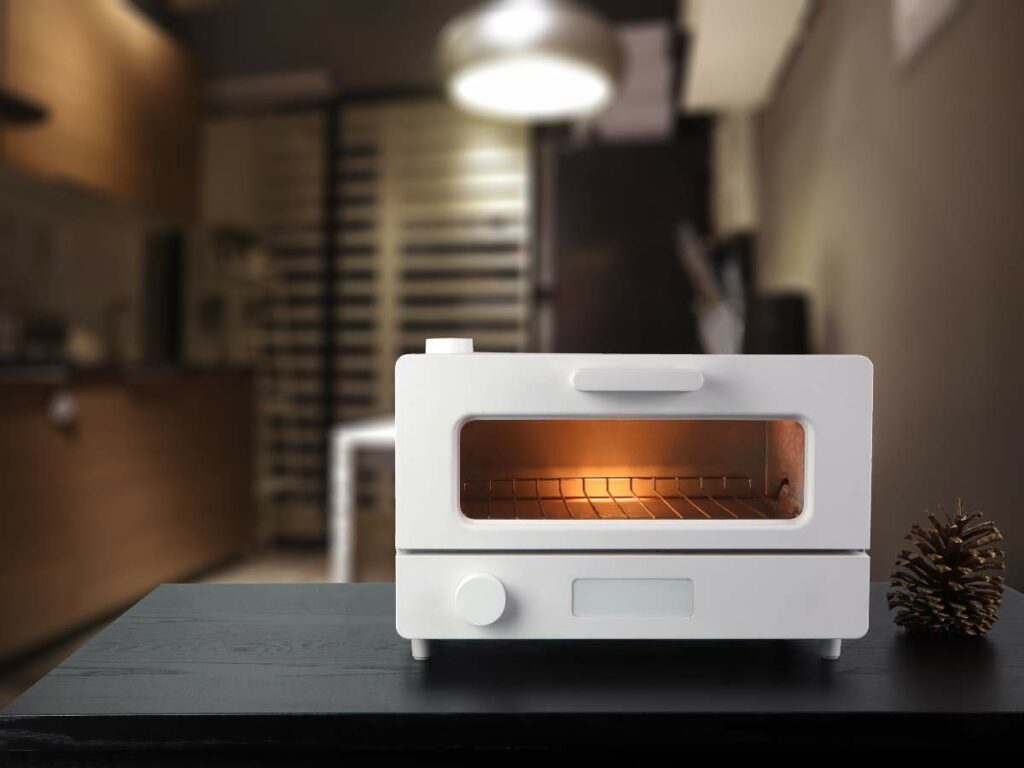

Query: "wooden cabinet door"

xmin=0 ymin=0 xmax=200 ymax=221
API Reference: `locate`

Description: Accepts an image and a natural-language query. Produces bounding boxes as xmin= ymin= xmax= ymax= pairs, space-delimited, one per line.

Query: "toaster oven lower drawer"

xmin=396 ymin=552 xmax=869 ymax=640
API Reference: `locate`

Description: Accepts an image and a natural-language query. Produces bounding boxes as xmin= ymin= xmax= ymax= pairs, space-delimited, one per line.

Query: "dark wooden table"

xmin=1 ymin=582 xmax=1022 ymax=758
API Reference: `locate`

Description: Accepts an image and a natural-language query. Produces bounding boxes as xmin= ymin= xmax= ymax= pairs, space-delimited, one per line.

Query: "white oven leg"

xmin=819 ymin=639 xmax=842 ymax=660
xmin=411 ymin=639 xmax=432 ymax=661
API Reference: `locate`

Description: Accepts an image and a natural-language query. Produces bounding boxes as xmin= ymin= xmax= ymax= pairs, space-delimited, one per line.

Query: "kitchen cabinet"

xmin=0 ymin=0 xmax=199 ymax=221
xmin=0 ymin=369 xmax=255 ymax=662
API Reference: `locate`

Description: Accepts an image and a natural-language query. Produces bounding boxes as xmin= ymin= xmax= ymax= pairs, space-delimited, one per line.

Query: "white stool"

xmin=329 ymin=417 xmax=395 ymax=582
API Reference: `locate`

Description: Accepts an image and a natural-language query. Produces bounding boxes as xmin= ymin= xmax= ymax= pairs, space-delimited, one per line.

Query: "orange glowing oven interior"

xmin=459 ymin=419 xmax=805 ymax=520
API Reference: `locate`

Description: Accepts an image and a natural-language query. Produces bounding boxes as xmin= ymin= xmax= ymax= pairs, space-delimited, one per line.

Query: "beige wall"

xmin=199 ymin=117 xmax=265 ymax=230
xmin=184 ymin=117 xmax=268 ymax=366
xmin=758 ymin=0 xmax=1024 ymax=586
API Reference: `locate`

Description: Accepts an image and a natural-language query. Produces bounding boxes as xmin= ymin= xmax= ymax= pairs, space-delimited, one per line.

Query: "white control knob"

xmin=455 ymin=573 xmax=506 ymax=626
xmin=425 ymin=337 xmax=474 ymax=354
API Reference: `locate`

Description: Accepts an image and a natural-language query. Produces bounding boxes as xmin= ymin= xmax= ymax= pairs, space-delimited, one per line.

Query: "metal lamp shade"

xmin=438 ymin=0 xmax=623 ymax=122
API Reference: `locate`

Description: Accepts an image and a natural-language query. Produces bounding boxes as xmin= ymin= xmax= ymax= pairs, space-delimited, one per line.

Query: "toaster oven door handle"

xmin=572 ymin=368 xmax=704 ymax=393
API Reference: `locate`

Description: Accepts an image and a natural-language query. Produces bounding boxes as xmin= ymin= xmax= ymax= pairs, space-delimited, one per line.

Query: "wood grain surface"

xmin=0 ymin=0 xmax=200 ymax=220
xmin=1 ymin=583 xmax=1021 ymax=753
xmin=0 ymin=371 xmax=255 ymax=661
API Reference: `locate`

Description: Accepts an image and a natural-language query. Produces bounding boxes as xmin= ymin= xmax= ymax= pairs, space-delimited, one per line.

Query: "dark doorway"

xmin=546 ymin=118 xmax=711 ymax=353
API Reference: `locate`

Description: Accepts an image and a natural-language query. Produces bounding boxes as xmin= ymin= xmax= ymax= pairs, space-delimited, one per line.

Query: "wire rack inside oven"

xmin=461 ymin=475 xmax=791 ymax=520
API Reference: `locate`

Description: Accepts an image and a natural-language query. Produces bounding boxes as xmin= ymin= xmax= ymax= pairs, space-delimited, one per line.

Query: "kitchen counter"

xmin=0 ymin=363 xmax=252 ymax=383
xmin=2 ymin=582 xmax=1021 ymax=757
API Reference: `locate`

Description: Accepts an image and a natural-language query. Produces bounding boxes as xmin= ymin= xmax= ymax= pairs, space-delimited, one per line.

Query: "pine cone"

xmin=887 ymin=499 xmax=1005 ymax=636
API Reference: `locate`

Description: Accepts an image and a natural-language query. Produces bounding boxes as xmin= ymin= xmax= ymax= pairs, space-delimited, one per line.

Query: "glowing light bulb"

xmin=450 ymin=53 xmax=613 ymax=121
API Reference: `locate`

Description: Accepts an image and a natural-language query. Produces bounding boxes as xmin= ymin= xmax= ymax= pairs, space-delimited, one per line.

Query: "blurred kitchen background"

xmin=1 ymin=0 xmax=1022 ymax=704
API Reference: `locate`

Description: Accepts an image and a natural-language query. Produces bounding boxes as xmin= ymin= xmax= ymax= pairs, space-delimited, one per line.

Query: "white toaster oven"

xmin=395 ymin=339 xmax=872 ymax=661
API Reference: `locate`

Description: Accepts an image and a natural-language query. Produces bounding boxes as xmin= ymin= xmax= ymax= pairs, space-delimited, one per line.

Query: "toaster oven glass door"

xmin=460 ymin=419 xmax=805 ymax=521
